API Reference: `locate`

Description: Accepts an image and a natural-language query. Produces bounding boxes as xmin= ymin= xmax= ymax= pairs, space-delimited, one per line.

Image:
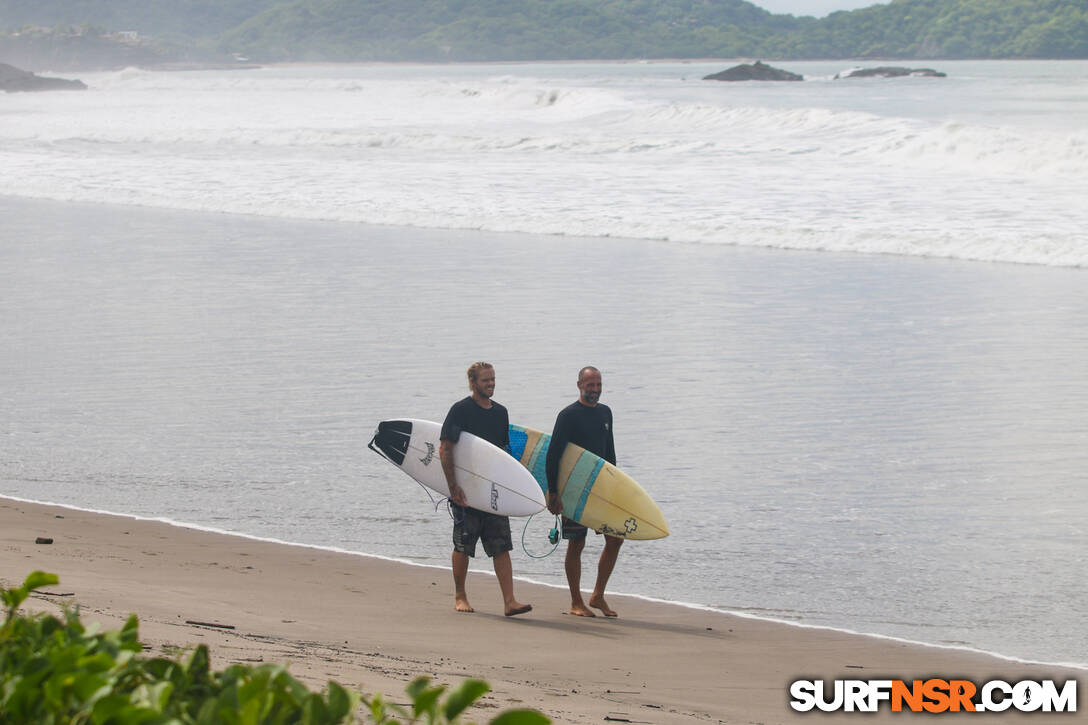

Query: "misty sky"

xmin=751 ymin=0 xmax=887 ymax=17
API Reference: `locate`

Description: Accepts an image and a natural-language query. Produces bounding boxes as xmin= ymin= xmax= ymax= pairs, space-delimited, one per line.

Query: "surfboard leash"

xmin=521 ymin=513 xmax=562 ymax=559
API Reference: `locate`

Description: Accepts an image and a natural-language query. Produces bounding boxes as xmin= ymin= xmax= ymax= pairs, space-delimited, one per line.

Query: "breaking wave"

xmin=2 ymin=62 xmax=1086 ymax=267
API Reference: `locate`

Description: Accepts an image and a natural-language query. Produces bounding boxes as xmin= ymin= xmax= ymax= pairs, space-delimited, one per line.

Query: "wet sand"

xmin=2 ymin=498 xmax=1081 ymax=723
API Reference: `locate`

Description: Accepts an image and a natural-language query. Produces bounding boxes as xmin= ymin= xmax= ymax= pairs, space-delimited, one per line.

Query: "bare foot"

xmin=589 ymin=595 xmax=617 ymax=617
xmin=568 ymin=603 xmax=596 ymax=617
xmin=505 ymin=602 xmax=533 ymax=617
xmin=455 ymin=596 xmax=474 ymax=613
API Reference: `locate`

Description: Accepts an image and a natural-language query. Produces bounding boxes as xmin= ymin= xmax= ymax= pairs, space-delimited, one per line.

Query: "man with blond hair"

xmin=439 ymin=362 xmax=532 ymax=617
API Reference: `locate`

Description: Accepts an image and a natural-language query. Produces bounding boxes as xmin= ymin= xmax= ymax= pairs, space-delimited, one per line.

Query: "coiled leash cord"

xmin=403 ymin=471 xmax=556 ymax=557
xmin=521 ymin=512 xmax=562 ymax=559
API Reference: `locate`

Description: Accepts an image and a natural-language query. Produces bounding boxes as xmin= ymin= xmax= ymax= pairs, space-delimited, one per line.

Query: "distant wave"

xmin=20 ymin=96 xmax=1087 ymax=184
xmin=4 ymin=66 xmax=1086 ymax=269
xmin=5 ymin=185 xmax=1081 ymax=269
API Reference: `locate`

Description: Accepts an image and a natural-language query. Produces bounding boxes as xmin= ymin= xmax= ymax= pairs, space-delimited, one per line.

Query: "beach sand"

xmin=2 ymin=498 xmax=1081 ymax=724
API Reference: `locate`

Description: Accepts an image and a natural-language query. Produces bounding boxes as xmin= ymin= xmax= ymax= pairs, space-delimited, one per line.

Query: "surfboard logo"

xmin=490 ymin=483 xmax=499 ymax=511
xmin=419 ymin=442 xmax=435 ymax=466
xmin=597 ymin=518 xmax=639 ymax=537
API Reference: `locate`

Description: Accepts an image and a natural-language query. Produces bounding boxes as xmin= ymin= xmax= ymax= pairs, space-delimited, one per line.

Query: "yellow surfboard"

xmin=509 ymin=424 xmax=668 ymax=540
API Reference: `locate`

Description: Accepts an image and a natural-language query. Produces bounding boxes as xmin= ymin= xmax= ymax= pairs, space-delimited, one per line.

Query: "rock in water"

xmin=835 ymin=66 xmax=947 ymax=79
xmin=703 ymin=61 xmax=803 ymax=82
xmin=1 ymin=62 xmax=87 ymax=92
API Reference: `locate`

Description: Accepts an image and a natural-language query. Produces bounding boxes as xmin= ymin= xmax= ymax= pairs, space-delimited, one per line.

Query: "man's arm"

xmin=605 ymin=407 xmax=617 ymax=465
xmin=545 ymin=411 xmax=569 ymax=515
xmin=439 ymin=439 xmax=467 ymax=506
xmin=439 ymin=402 xmax=467 ymax=506
xmin=499 ymin=405 xmax=511 ymax=454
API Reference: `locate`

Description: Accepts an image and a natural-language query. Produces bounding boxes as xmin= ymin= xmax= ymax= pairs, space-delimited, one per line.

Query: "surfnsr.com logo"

xmin=789 ymin=679 xmax=1077 ymax=713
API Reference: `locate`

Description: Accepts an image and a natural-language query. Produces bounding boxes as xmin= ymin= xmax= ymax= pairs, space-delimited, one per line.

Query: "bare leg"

xmin=589 ymin=535 xmax=623 ymax=617
xmin=565 ymin=537 xmax=595 ymax=617
xmin=452 ymin=551 xmax=473 ymax=612
xmin=492 ymin=550 xmax=532 ymax=616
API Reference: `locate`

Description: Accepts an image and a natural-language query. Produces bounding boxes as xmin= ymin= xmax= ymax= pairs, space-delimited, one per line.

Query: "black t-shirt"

xmin=545 ymin=401 xmax=615 ymax=493
xmin=440 ymin=396 xmax=510 ymax=451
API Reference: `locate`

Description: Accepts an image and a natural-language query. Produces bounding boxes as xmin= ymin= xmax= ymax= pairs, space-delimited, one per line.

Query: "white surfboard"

xmin=369 ymin=418 xmax=546 ymax=517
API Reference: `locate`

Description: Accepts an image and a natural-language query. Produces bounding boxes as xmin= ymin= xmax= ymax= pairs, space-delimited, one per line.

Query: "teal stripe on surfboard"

xmin=526 ymin=435 xmax=548 ymax=487
xmin=508 ymin=422 xmax=669 ymax=540
xmin=510 ymin=422 xmax=608 ymax=514
xmin=569 ymin=453 xmax=605 ymax=522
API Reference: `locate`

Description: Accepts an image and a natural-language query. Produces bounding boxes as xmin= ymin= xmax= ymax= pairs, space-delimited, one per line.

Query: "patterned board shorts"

xmin=452 ymin=505 xmax=513 ymax=558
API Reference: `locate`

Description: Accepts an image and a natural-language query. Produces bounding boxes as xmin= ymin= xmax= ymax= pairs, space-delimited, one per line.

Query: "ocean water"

xmin=1 ymin=60 xmax=1086 ymax=667
xmin=2 ymin=59 xmax=1086 ymax=265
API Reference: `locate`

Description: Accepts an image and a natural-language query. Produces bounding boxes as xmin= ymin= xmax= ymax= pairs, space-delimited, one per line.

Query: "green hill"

xmin=775 ymin=0 xmax=1088 ymax=59
xmin=0 ymin=0 xmax=281 ymax=39
xmin=219 ymin=0 xmax=807 ymax=61
xmin=1 ymin=0 xmax=1086 ymax=65
xmin=216 ymin=0 xmax=1088 ymax=61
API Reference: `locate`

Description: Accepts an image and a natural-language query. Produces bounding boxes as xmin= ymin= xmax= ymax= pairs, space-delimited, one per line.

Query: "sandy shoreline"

xmin=2 ymin=497 xmax=1081 ymax=723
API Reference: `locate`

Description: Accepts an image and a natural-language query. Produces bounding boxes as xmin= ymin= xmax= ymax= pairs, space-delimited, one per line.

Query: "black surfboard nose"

xmin=368 ymin=419 xmax=412 ymax=465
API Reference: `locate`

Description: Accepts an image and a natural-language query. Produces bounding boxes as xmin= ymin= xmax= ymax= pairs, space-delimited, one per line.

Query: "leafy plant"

xmin=362 ymin=677 xmax=546 ymax=725
xmin=1 ymin=571 xmax=549 ymax=724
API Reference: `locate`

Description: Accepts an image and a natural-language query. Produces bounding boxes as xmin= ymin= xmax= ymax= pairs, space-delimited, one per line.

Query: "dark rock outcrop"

xmin=835 ymin=66 xmax=947 ymax=79
xmin=1 ymin=62 xmax=87 ymax=92
xmin=703 ymin=61 xmax=803 ymax=82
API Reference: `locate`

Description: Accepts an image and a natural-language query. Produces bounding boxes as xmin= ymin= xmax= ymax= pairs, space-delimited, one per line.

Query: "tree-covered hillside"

xmin=1 ymin=0 xmax=1086 ymax=65
xmin=216 ymin=0 xmax=1088 ymax=61
xmin=775 ymin=0 xmax=1088 ymax=59
xmin=219 ymin=0 xmax=808 ymax=61
xmin=0 ymin=0 xmax=281 ymax=39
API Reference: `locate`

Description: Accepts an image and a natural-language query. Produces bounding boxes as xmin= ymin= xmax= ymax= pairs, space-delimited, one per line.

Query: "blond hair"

xmin=467 ymin=361 xmax=494 ymax=389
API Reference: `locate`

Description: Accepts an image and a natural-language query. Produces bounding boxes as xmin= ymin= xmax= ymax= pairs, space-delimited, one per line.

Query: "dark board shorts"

xmin=452 ymin=504 xmax=512 ymax=558
xmin=561 ymin=516 xmax=589 ymax=541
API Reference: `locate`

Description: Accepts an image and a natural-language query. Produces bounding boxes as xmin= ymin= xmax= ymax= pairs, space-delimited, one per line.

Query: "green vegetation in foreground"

xmin=0 ymin=0 xmax=1087 ymax=64
xmin=1 ymin=571 xmax=549 ymax=724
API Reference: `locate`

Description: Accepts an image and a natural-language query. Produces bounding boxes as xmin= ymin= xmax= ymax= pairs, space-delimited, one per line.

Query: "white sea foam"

xmin=1 ymin=60 xmax=1085 ymax=266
